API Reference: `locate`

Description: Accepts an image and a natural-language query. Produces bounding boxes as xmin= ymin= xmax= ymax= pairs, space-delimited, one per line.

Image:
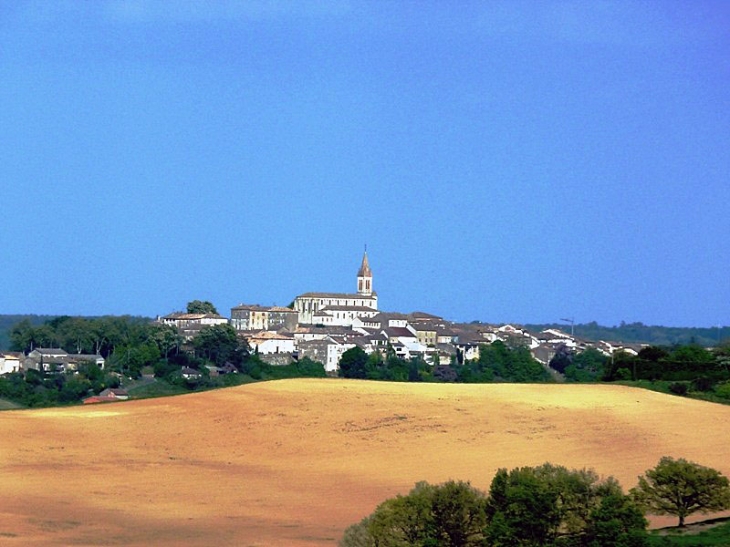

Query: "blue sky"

xmin=1 ymin=1 xmax=728 ymax=327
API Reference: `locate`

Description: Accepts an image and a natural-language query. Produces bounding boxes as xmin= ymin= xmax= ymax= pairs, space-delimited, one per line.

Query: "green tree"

xmin=76 ymin=361 xmax=106 ymax=392
xmin=341 ymin=466 xmax=646 ymax=547
xmin=10 ymin=320 xmax=55 ymax=352
xmin=381 ymin=354 xmax=409 ymax=382
xmin=58 ymin=374 xmax=92 ymax=403
xmin=108 ymin=342 xmax=160 ymax=378
xmin=193 ymin=324 xmax=240 ymax=366
xmin=294 ymin=357 xmax=326 ymax=377
xmin=408 ymin=356 xmax=430 ymax=382
xmin=363 ymin=351 xmax=385 ymax=380
xmin=566 ymin=348 xmax=608 ymax=382
xmin=367 ymin=481 xmax=435 ymax=545
xmin=339 ymin=515 xmax=375 ymax=547
xmin=637 ymin=346 xmax=669 ymax=363
xmin=465 ymin=341 xmax=549 ymax=383
xmin=429 ymin=480 xmax=488 ymax=546
xmin=549 ymin=345 xmax=573 ymax=375
xmin=150 ymin=323 xmax=182 ymax=359
xmin=339 ymin=346 xmax=368 ymax=379
xmin=486 ymin=463 xmax=646 ymax=546
xmin=631 ymin=456 xmax=730 ymax=527
xmin=669 ymin=344 xmax=714 ymax=364
xmin=55 ymin=316 xmax=95 ymax=354
xmin=603 ymin=351 xmax=638 ymax=381
xmin=715 ymin=381 xmax=730 ymax=399
xmin=584 ymin=492 xmax=649 ymax=547
xmin=9 ymin=319 xmax=35 ymax=352
xmin=340 ymin=480 xmax=487 ymax=547
xmin=186 ymin=300 xmax=219 ymax=314
xmin=486 ymin=465 xmax=563 ymax=545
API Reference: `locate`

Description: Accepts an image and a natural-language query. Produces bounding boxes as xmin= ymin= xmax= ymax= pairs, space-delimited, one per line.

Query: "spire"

xmin=357 ymin=248 xmax=373 ymax=296
xmin=358 ymin=248 xmax=372 ymax=278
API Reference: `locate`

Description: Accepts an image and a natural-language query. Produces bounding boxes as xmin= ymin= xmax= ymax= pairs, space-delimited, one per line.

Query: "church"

xmin=293 ymin=251 xmax=379 ymax=326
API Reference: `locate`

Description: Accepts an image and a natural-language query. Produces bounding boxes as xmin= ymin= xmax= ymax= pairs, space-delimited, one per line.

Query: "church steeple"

xmin=357 ymin=248 xmax=373 ymax=296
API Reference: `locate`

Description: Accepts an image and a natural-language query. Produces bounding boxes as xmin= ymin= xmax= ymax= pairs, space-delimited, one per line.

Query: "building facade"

xmin=293 ymin=251 xmax=378 ymax=326
xmin=230 ymin=305 xmax=298 ymax=331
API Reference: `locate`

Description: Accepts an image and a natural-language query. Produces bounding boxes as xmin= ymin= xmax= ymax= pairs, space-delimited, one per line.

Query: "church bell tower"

xmin=357 ymin=249 xmax=373 ymax=296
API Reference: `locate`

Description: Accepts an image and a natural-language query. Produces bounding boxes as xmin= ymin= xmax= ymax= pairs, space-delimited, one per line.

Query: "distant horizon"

xmin=0 ymin=310 xmax=726 ymax=331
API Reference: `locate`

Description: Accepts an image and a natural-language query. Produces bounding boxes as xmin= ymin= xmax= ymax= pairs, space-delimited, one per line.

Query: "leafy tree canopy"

xmin=186 ymin=300 xmax=219 ymax=315
xmin=486 ymin=463 xmax=646 ymax=546
xmin=341 ymin=480 xmax=488 ymax=547
xmin=458 ymin=341 xmax=549 ymax=383
xmin=339 ymin=346 xmax=368 ymax=379
xmin=192 ymin=323 xmax=244 ymax=367
xmin=631 ymin=457 xmax=730 ymax=527
xmin=341 ymin=464 xmax=647 ymax=547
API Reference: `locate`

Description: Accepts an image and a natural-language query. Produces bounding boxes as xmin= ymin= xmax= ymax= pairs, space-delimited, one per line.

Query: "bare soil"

xmin=1 ymin=379 xmax=728 ymax=546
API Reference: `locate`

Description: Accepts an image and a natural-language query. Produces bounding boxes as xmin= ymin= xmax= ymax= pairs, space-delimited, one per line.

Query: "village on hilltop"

xmin=157 ymin=251 xmax=643 ymax=375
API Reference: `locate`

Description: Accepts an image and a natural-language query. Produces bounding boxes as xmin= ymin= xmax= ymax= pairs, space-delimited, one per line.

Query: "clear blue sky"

xmin=1 ymin=1 xmax=728 ymax=327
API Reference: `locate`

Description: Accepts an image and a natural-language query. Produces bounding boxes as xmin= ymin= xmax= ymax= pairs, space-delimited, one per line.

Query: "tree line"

xmin=1 ymin=309 xmax=326 ymax=407
xmin=335 ymin=340 xmax=730 ymax=406
xmin=338 ymin=341 xmax=550 ymax=384
xmin=550 ymin=343 xmax=730 ymax=399
xmin=341 ymin=457 xmax=730 ymax=546
xmin=524 ymin=321 xmax=730 ymax=348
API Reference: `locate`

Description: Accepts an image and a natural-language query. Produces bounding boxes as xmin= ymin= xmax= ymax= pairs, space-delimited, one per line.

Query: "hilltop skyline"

xmin=2 ymin=1 xmax=729 ymax=328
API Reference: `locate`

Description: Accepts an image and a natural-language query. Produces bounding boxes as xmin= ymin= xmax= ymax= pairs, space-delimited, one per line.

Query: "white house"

xmin=160 ymin=312 xmax=228 ymax=329
xmin=0 ymin=353 xmax=21 ymax=374
xmin=246 ymin=331 xmax=296 ymax=355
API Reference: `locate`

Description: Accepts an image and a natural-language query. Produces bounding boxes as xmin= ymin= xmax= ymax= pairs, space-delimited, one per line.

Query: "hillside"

xmin=0 ymin=379 xmax=728 ymax=546
xmin=523 ymin=321 xmax=730 ymax=347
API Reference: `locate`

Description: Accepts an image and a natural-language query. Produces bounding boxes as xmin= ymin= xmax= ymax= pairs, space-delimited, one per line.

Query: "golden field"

xmin=0 ymin=379 xmax=728 ymax=546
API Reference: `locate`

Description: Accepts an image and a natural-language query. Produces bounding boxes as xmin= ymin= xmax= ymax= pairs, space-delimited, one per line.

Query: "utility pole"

xmin=560 ymin=317 xmax=575 ymax=337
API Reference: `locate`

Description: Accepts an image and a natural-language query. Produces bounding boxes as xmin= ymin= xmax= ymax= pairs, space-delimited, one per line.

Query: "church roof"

xmin=297 ymin=292 xmax=377 ymax=300
xmin=320 ymin=305 xmax=379 ymax=312
xmin=357 ymin=251 xmax=372 ymax=277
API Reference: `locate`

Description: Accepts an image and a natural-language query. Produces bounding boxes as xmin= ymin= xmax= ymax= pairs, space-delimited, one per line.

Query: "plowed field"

xmin=1 ymin=379 xmax=728 ymax=546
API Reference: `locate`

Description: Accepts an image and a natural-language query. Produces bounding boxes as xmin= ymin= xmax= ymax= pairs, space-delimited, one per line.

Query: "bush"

xmin=617 ymin=368 xmax=632 ymax=381
xmin=668 ymin=382 xmax=688 ymax=395
xmin=691 ymin=377 xmax=715 ymax=392
xmin=715 ymin=382 xmax=730 ymax=400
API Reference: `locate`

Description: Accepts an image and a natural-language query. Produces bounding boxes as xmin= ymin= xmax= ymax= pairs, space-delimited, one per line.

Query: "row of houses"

xmin=0 ymin=350 xmax=130 ymax=404
xmin=159 ymin=307 xmax=640 ymax=374
xmin=0 ymin=348 xmax=106 ymax=375
xmin=157 ymin=252 xmax=642 ymax=373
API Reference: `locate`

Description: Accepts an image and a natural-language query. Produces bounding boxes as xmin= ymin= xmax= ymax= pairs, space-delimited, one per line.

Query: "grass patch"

xmin=648 ymin=517 xmax=730 ymax=546
xmin=125 ymin=374 xmax=259 ymax=400
xmin=617 ymin=380 xmax=730 ymax=406
xmin=126 ymin=379 xmax=188 ymax=399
